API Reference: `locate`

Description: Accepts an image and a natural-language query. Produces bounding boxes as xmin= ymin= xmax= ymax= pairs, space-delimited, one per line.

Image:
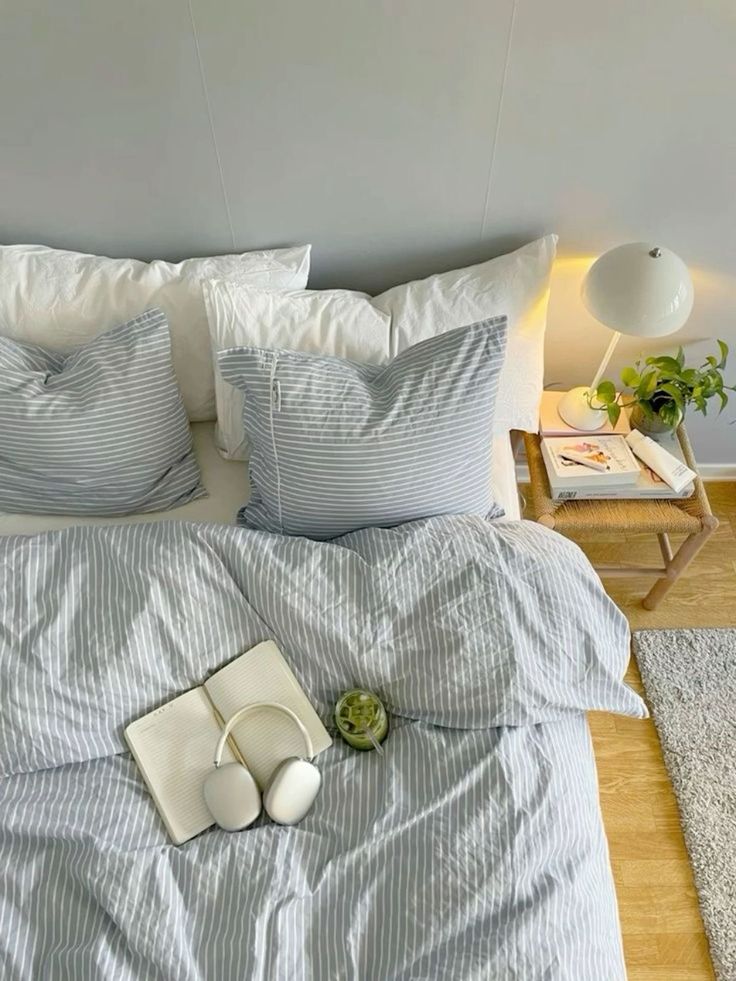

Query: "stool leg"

xmin=642 ymin=524 xmax=715 ymax=610
xmin=657 ymin=533 xmax=673 ymax=563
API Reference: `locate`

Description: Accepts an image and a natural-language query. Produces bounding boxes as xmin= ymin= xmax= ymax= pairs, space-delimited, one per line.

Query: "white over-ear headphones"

xmin=203 ymin=702 xmax=321 ymax=832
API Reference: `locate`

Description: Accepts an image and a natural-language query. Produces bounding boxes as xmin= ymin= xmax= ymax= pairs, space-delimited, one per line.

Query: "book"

xmin=541 ymin=435 xmax=640 ymax=490
xmin=124 ymin=640 xmax=332 ymax=845
xmin=546 ymin=431 xmax=695 ymax=501
xmin=539 ymin=390 xmax=631 ymax=437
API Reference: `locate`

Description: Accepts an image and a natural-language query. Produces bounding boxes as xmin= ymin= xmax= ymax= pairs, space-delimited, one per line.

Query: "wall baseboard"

xmin=515 ymin=462 xmax=736 ymax=483
xmin=698 ymin=463 xmax=736 ymax=481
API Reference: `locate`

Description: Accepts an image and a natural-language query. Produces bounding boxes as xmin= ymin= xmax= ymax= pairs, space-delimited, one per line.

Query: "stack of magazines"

xmin=540 ymin=433 xmax=695 ymax=501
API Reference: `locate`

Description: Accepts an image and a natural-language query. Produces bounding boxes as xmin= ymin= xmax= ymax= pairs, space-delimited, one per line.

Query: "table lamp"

xmin=557 ymin=242 xmax=694 ymax=430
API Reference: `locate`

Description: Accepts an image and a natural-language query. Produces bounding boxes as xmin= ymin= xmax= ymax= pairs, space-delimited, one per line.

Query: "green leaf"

xmin=637 ymin=371 xmax=659 ymax=400
xmin=658 ymin=403 xmax=683 ymax=428
xmin=717 ymin=339 xmax=729 ymax=369
xmin=620 ymin=366 xmax=640 ymax=388
xmin=706 ymin=355 xmax=717 ymax=367
xmin=717 ymin=390 xmax=729 ymax=413
xmin=607 ymin=402 xmax=621 ymax=427
xmin=681 ymin=368 xmax=699 ymax=386
xmin=596 ymin=380 xmax=616 ymax=404
xmin=649 ymin=355 xmax=681 ymax=374
xmin=675 ymin=346 xmax=685 ymax=370
xmin=659 ymin=382 xmax=684 ymax=407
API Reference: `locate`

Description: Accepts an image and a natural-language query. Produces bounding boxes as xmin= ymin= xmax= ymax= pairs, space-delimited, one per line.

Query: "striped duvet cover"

xmin=0 ymin=516 xmax=645 ymax=980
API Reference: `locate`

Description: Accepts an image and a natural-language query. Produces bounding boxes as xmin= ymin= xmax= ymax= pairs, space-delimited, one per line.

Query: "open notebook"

xmin=125 ymin=640 xmax=332 ymax=845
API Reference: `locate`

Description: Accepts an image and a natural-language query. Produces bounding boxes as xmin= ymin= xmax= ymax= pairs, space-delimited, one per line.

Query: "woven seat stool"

xmin=523 ymin=426 xmax=718 ymax=610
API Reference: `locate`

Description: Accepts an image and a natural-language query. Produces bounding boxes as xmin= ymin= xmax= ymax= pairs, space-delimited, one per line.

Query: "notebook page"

xmin=125 ymin=687 xmax=235 ymax=845
xmin=204 ymin=640 xmax=332 ymax=789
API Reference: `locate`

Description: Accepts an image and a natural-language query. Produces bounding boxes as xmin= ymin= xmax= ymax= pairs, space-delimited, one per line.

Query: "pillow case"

xmin=204 ymin=235 xmax=556 ymax=459
xmin=217 ymin=318 xmax=507 ymax=540
xmin=0 ymin=308 xmax=205 ymax=516
xmin=205 ymin=284 xmax=389 ymax=460
xmin=0 ymin=243 xmax=311 ymax=421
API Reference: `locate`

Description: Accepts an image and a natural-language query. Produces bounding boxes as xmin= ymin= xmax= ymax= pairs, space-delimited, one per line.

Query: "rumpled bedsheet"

xmin=0 ymin=515 xmax=645 ymax=980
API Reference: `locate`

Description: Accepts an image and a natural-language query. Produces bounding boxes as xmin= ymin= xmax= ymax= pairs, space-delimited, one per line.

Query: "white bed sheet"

xmin=0 ymin=423 xmax=521 ymax=535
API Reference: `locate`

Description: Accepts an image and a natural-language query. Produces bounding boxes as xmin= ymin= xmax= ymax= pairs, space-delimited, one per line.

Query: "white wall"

xmin=490 ymin=0 xmax=736 ymax=467
xmin=1 ymin=0 xmax=734 ymax=463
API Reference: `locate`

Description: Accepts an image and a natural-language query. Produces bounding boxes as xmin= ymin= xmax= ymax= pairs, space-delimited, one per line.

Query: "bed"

xmin=0 ymin=239 xmax=645 ymax=980
xmin=0 ymin=429 xmax=645 ymax=980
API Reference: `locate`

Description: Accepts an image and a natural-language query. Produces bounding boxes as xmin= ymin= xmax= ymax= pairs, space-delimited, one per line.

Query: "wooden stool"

xmin=523 ymin=426 xmax=718 ymax=610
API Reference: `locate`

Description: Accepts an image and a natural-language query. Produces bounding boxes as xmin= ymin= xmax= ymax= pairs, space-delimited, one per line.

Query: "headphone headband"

xmin=214 ymin=701 xmax=314 ymax=768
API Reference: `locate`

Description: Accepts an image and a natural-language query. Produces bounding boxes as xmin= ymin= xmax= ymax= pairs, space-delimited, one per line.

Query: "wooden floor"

xmin=522 ymin=480 xmax=736 ymax=980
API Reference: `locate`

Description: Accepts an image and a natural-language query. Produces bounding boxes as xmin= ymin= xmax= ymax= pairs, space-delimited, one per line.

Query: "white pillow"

xmin=0 ymin=243 xmax=311 ymax=421
xmin=204 ymin=235 xmax=557 ymax=459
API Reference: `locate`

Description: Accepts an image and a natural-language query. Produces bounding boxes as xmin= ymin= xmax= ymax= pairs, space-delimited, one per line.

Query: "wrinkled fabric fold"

xmin=0 ymin=515 xmax=644 ymax=780
xmin=0 ymin=515 xmax=635 ymax=979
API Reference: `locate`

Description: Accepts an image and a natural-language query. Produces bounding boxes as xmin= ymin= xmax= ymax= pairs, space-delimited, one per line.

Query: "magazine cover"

xmin=541 ymin=435 xmax=640 ymax=485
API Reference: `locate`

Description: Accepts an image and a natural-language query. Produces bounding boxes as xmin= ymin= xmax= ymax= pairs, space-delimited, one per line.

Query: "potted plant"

xmin=590 ymin=340 xmax=735 ymax=433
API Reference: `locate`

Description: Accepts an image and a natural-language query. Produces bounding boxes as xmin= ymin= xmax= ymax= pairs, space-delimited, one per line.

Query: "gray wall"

xmin=2 ymin=1 xmax=734 ymax=464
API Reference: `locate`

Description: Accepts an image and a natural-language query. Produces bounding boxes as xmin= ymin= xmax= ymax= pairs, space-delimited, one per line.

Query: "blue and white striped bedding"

xmin=217 ymin=319 xmax=507 ymax=539
xmin=0 ymin=516 xmax=645 ymax=979
xmin=0 ymin=309 xmax=204 ymax=516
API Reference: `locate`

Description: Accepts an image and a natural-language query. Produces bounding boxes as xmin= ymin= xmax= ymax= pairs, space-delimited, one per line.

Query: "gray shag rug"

xmin=633 ymin=629 xmax=736 ymax=981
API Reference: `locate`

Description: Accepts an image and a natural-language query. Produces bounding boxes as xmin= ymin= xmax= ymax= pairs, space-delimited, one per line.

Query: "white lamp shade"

xmin=581 ymin=242 xmax=694 ymax=338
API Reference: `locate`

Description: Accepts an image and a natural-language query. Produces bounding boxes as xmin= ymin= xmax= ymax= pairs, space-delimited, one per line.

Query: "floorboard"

xmin=522 ymin=480 xmax=736 ymax=979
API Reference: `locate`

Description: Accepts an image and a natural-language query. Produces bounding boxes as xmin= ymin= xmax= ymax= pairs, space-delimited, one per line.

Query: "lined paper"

xmin=204 ymin=641 xmax=332 ymax=787
xmin=125 ymin=687 xmax=235 ymax=844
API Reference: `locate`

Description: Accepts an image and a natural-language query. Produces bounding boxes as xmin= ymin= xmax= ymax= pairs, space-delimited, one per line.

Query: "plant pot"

xmin=630 ymin=404 xmax=678 ymax=436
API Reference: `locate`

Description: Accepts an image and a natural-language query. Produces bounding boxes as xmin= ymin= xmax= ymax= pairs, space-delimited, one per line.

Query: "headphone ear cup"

xmin=263 ymin=758 xmax=321 ymax=825
xmin=204 ymin=762 xmax=262 ymax=832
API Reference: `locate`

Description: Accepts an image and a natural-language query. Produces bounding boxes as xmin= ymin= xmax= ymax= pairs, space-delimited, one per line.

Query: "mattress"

xmin=0 ymin=423 xmax=521 ymax=534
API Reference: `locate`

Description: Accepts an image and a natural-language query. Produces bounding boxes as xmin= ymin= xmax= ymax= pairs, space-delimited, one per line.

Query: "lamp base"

xmin=557 ymin=387 xmax=607 ymax=432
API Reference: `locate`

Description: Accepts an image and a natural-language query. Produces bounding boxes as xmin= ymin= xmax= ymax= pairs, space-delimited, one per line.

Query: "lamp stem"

xmin=589 ymin=330 xmax=622 ymax=392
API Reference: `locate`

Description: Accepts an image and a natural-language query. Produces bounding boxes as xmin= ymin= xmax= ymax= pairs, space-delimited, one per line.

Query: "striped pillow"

xmin=0 ymin=308 xmax=205 ymax=516
xmin=217 ymin=318 xmax=507 ymax=539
